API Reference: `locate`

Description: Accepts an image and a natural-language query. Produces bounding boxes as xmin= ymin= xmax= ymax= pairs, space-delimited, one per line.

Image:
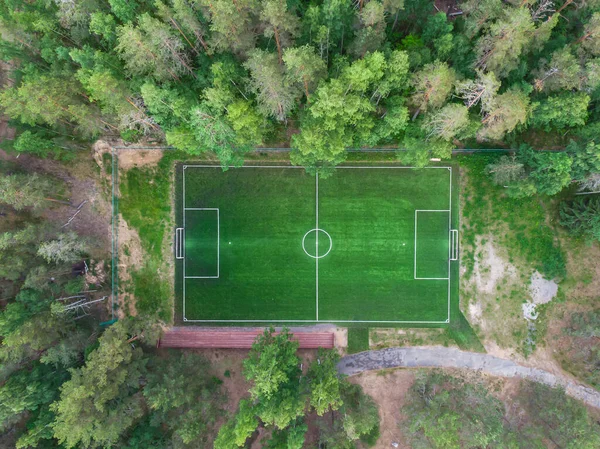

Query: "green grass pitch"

xmin=176 ymin=165 xmax=458 ymax=324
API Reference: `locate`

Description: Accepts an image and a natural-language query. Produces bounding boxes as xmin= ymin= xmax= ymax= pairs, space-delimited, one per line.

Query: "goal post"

xmin=450 ymin=229 xmax=459 ymax=261
xmin=175 ymin=227 xmax=184 ymax=259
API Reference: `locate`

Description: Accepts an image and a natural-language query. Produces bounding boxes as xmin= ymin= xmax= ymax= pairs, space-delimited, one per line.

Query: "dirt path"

xmin=337 ymin=347 xmax=600 ymax=409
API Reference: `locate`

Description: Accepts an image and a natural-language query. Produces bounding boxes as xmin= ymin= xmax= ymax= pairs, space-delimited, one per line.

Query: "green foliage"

xmin=0 ymin=362 xmax=67 ymax=433
xmin=559 ymin=196 xmax=600 ymax=241
xmin=13 ymin=131 xmax=63 ymax=159
xmin=244 ymin=328 xmax=305 ymax=429
xmin=531 ymin=93 xmax=590 ymax=131
xmin=144 ymin=352 xmax=225 ymax=446
xmin=527 ymin=150 xmax=573 ymax=196
xmin=307 ymin=349 xmax=343 ymax=416
xmin=568 ymin=140 xmax=600 ymax=182
xmin=422 ymin=13 xmax=454 ymax=60
xmin=519 ymin=381 xmax=600 ymax=449
xmin=51 ymin=320 xmax=148 ymax=448
xmin=0 ymin=172 xmax=60 ymax=211
xmin=403 ymin=371 xmax=505 ymax=448
xmin=461 ymin=154 xmax=566 ymax=280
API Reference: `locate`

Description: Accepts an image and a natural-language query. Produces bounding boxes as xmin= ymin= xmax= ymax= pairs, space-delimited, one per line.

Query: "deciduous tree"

xmin=307 ymin=349 xmax=343 ymax=416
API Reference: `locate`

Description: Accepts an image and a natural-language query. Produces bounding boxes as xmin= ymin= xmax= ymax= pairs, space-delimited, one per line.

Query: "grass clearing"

xmin=118 ymin=151 xmax=186 ymax=320
xmin=458 ymin=154 xmax=566 ymax=355
xmin=348 ymin=328 xmax=370 ymax=354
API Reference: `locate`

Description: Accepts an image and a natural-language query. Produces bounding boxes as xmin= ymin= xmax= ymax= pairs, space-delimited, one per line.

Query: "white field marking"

xmin=316 ymin=175 xmax=319 ymax=321
xmin=183 ymin=166 xmax=186 ymax=320
xmin=183 ymin=165 xmax=452 ymax=169
xmin=185 ymin=207 xmax=219 ymax=210
xmin=414 ymin=210 xmax=451 ymax=281
xmin=182 ymin=164 xmax=454 ymax=324
xmin=183 ymin=208 xmax=220 ymax=279
xmin=182 ymin=319 xmax=450 ymax=323
xmin=447 ymin=167 xmax=452 ymax=322
xmin=301 ymin=229 xmax=333 ymax=259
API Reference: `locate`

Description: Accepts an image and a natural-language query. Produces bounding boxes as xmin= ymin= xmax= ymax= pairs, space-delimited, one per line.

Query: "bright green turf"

xmin=179 ymin=166 xmax=453 ymax=323
xmin=415 ymin=211 xmax=450 ymax=279
xmin=185 ymin=209 xmax=219 ymax=277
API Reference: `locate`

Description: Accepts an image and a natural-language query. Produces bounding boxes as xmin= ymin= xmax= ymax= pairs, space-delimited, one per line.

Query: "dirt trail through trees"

xmin=337 ymin=347 xmax=600 ymax=409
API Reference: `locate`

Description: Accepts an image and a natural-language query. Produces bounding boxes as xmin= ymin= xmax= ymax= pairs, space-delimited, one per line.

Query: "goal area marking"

xmin=181 ymin=165 xmax=454 ymax=324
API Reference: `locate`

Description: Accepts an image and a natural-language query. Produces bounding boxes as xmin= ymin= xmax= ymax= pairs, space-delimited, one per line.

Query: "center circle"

xmin=302 ymin=229 xmax=333 ymax=259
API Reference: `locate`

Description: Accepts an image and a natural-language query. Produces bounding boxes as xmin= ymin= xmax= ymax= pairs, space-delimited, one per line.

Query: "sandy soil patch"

xmin=349 ymin=369 xmax=415 ymax=449
xmin=473 ymin=236 xmax=517 ymax=294
xmin=529 ymin=271 xmax=558 ymax=305
xmin=468 ymin=301 xmax=483 ymax=324
xmin=334 ymin=327 xmax=348 ymax=353
xmin=464 ymin=234 xmax=525 ymax=344
xmin=117 ymin=149 xmax=164 ymax=170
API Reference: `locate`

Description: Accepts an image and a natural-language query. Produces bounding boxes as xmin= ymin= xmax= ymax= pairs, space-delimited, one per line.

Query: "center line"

xmin=316 ymin=174 xmax=319 ymax=321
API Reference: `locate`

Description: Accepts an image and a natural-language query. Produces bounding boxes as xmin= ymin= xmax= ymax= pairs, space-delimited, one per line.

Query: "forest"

xmin=2 ymin=0 xmax=600 ymax=448
xmin=1 ymin=0 xmax=599 ymax=225
xmin=0 ymin=0 xmax=598 ymax=169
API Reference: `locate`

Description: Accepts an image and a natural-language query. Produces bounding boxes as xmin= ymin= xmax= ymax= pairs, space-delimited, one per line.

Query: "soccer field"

xmin=175 ymin=165 xmax=458 ymax=324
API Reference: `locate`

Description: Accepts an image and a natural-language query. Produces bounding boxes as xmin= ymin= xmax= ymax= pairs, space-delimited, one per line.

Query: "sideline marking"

xmin=182 ymin=165 xmax=453 ymax=323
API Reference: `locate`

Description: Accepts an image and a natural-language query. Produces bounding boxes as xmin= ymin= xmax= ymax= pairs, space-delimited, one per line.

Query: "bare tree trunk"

xmin=274 ymin=27 xmax=283 ymax=65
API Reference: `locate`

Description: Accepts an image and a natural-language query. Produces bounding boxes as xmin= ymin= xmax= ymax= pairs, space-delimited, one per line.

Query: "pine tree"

xmin=199 ymin=0 xmax=258 ymax=54
xmin=560 ymin=197 xmax=600 ymax=241
xmin=474 ymin=7 xmax=535 ymax=77
xmin=155 ymin=0 xmax=210 ymax=55
xmin=283 ymin=46 xmax=327 ymax=102
xmin=578 ymin=12 xmax=600 ymax=56
xmin=479 ymin=86 xmax=530 ymax=140
xmin=244 ymin=49 xmax=297 ymax=121
xmin=410 ymin=61 xmax=457 ymax=118
xmin=423 ymin=103 xmax=471 ymax=141
xmin=533 ymin=46 xmax=582 ymax=92
xmin=455 ymin=70 xmax=500 ymax=110
xmin=260 ymin=0 xmax=299 ymax=64
xmin=349 ymin=0 xmax=386 ymax=58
